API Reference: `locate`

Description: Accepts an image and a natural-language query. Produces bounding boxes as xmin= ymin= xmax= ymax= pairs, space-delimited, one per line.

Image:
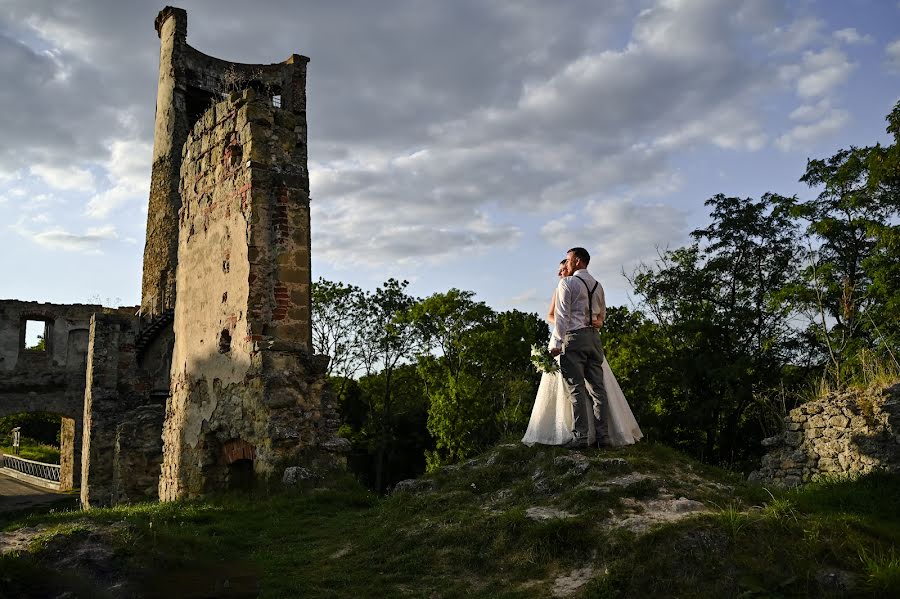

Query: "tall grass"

xmin=803 ymin=348 xmax=900 ymax=404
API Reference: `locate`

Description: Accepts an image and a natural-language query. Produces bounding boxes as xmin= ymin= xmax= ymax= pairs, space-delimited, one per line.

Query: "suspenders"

xmin=574 ymin=275 xmax=598 ymax=325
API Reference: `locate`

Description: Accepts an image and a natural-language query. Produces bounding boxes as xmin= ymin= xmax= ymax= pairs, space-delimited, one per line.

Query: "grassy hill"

xmin=1 ymin=441 xmax=899 ymax=598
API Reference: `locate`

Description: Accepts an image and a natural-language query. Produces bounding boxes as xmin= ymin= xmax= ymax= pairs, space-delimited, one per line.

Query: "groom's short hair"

xmin=568 ymin=247 xmax=590 ymax=265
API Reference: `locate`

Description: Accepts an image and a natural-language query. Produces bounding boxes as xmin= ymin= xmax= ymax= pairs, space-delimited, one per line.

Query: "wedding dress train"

xmin=521 ymin=359 xmax=643 ymax=447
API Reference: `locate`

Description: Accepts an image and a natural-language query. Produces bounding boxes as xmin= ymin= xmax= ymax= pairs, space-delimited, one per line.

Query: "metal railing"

xmin=0 ymin=454 xmax=61 ymax=482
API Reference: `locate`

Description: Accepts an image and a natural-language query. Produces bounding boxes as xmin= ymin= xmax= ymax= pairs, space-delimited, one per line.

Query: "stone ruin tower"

xmin=0 ymin=6 xmax=343 ymax=509
xmin=145 ymin=7 xmax=345 ymax=501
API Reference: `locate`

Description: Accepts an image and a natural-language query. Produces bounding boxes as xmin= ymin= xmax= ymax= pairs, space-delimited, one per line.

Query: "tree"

xmin=629 ymin=193 xmax=803 ymax=465
xmin=311 ymin=278 xmax=365 ymax=400
xmin=785 ymin=102 xmax=900 ymax=381
xmin=408 ymin=289 xmax=496 ymax=469
xmin=355 ymin=279 xmax=422 ymax=492
xmin=336 ymin=365 xmax=431 ymax=491
xmin=467 ymin=309 xmax=546 ymax=437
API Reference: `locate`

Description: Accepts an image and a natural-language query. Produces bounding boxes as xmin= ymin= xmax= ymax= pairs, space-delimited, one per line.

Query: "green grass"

xmin=2 ymin=443 xmax=900 ymax=597
xmin=1 ymin=439 xmax=60 ymax=464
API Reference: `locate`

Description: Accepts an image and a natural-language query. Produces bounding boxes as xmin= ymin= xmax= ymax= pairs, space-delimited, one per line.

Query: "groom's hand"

xmin=549 ymin=347 xmax=561 ymax=357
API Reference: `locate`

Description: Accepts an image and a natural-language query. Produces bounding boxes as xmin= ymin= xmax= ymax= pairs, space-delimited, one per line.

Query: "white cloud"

xmin=507 ymin=288 xmax=539 ymax=307
xmin=9 ymin=213 xmax=118 ymax=254
xmin=30 ymin=164 xmax=95 ymax=192
xmin=761 ymin=17 xmax=824 ymax=53
xmin=32 ymin=224 xmax=118 ymax=253
xmin=789 ymin=99 xmax=833 ymax=122
xmin=886 ymin=38 xmax=900 ymax=71
xmin=775 ymin=108 xmax=849 ymax=151
xmin=833 ymin=28 xmax=873 ymax=45
xmin=539 ymin=197 xmax=686 ymax=282
xmin=85 ymin=138 xmax=151 ymax=218
xmin=780 ymin=47 xmax=855 ymax=98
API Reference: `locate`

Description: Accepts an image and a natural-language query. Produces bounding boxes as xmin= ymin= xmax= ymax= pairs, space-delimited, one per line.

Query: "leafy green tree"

xmin=355 ymin=279 xmax=422 ymax=492
xmin=408 ymin=289 xmax=496 ymax=469
xmin=0 ymin=412 xmax=60 ymax=447
xmin=311 ymin=278 xmax=365 ymax=400
xmin=629 ymin=193 xmax=803 ymax=465
xmin=470 ymin=309 xmax=547 ymax=436
xmin=336 ymin=365 xmax=431 ymax=491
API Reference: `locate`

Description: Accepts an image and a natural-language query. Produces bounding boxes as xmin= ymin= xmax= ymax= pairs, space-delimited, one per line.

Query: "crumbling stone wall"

xmin=750 ymin=383 xmax=900 ymax=487
xmin=142 ymin=6 xmax=309 ymax=317
xmin=0 ymin=300 xmax=100 ymax=490
xmin=80 ymin=313 xmax=155 ymax=508
xmin=113 ymin=404 xmax=165 ymax=504
xmin=159 ymin=89 xmax=343 ymax=501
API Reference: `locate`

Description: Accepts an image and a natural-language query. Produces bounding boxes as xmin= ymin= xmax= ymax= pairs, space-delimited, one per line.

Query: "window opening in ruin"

xmin=272 ymin=94 xmax=282 ymax=108
xmin=185 ymin=85 xmax=218 ymax=131
xmin=218 ymin=329 xmax=232 ymax=354
xmin=227 ymin=458 xmax=255 ymax=491
xmin=24 ymin=320 xmax=48 ymax=351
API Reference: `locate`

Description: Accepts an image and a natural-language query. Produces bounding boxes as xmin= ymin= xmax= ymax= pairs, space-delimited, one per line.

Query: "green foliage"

xmin=408 ymin=291 xmax=545 ymax=469
xmin=28 ymin=334 xmax=46 ymax=351
xmin=0 ymin=412 xmax=61 ymax=447
xmin=784 ymin=101 xmax=900 ymax=387
xmin=859 ymin=546 xmax=900 ymax=594
xmin=625 ymin=193 xmax=805 ymax=466
xmin=0 ymin=438 xmax=61 ymax=463
xmin=310 ymin=277 xmax=364 ymax=380
xmin=337 ymin=365 xmax=432 ymax=491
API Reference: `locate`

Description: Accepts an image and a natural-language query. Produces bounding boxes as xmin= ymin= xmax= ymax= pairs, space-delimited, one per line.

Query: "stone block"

xmin=282 ymin=466 xmax=316 ymax=485
xmin=808 ymin=415 xmax=826 ymax=428
xmin=828 ymin=415 xmax=849 ymax=428
xmin=784 ymin=431 xmax=803 ymax=447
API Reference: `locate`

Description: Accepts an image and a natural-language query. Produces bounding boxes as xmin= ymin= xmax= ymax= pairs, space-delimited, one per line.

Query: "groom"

xmin=549 ymin=247 xmax=609 ymax=448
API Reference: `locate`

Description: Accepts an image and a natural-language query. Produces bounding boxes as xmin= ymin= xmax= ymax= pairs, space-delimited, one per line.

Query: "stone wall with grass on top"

xmin=750 ymin=382 xmax=900 ymax=487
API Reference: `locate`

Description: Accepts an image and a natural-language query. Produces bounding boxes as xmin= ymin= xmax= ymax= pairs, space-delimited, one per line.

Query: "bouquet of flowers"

xmin=530 ymin=344 xmax=559 ymax=374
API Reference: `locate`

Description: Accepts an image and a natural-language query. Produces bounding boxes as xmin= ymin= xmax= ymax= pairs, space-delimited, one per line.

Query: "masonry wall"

xmin=750 ymin=383 xmax=900 ymax=487
xmin=113 ymin=404 xmax=165 ymax=504
xmin=0 ymin=300 xmax=101 ymax=490
xmin=141 ymin=6 xmax=309 ymax=317
xmin=159 ymin=91 xmax=343 ymax=501
xmin=80 ymin=313 xmax=155 ymax=508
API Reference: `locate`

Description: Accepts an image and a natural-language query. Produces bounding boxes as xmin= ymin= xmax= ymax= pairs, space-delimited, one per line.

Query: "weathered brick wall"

xmin=750 ymin=383 xmax=900 ymax=487
xmin=141 ymin=7 xmax=309 ymax=317
xmin=159 ymin=90 xmax=343 ymax=501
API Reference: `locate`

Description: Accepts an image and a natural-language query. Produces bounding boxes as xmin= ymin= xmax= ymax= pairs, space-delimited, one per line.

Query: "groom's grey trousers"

xmin=559 ymin=327 xmax=608 ymax=443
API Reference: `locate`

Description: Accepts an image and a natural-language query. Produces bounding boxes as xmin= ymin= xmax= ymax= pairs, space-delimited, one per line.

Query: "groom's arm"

xmin=550 ymin=278 xmax=571 ymax=355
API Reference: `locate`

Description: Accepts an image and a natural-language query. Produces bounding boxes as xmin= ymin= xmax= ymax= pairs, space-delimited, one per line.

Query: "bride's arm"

xmin=547 ymin=293 xmax=557 ymax=323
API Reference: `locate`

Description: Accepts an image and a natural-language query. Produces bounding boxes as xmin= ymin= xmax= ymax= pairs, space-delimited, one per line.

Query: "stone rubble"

xmin=750 ymin=383 xmax=900 ymax=487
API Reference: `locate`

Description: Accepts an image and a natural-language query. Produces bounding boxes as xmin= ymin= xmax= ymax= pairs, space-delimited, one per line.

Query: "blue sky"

xmin=1 ymin=0 xmax=898 ymax=319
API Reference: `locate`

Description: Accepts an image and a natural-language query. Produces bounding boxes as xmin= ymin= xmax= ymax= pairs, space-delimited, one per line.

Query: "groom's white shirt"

xmin=551 ymin=269 xmax=606 ymax=351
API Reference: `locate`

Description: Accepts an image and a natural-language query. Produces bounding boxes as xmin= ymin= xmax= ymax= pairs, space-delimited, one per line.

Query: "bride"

xmin=522 ymin=260 xmax=643 ymax=447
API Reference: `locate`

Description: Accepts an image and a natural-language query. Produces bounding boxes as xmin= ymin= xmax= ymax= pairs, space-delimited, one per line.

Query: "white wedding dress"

xmin=521 ymin=357 xmax=643 ymax=447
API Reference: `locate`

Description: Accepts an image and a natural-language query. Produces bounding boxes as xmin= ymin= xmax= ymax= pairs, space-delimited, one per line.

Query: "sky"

xmin=1 ymin=0 xmax=898 ymax=321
